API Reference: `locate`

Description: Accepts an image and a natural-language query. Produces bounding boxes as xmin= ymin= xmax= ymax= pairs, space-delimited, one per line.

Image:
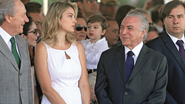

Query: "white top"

xmin=167 ymin=31 xmax=185 ymax=51
xmin=80 ymin=37 xmax=109 ymax=69
xmin=41 ymin=42 xmax=82 ymax=104
xmin=124 ymin=42 xmax=143 ymax=65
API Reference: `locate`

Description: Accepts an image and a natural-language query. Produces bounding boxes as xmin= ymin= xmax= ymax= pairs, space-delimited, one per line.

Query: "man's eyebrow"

xmin=127 ymin=25 xmax=134 ymax=28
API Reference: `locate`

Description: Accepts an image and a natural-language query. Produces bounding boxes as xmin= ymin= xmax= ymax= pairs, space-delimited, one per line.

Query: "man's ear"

xmin=5 ymin=14 xmax=12 ymax=23
xmin=101 ymin=29 xmax=107 ymax=35
xmin=77 ymin=1 xmax=83 ymax=10
xmin=141 ymin=29 xmax=146 ymax=38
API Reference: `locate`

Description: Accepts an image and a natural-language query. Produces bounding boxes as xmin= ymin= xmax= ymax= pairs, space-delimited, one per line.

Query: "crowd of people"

xmin=0 ymin=0 xmax=185 ymax=104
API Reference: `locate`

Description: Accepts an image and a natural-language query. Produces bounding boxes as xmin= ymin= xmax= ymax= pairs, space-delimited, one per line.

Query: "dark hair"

xmin=104 ymin=16 xmax=116 ymax=27
xmin=115 ymin=4 xmax=136 ymax=28
xmin=151 ymin=4 xmax=163 ymax=23
xmin=162 ymin=1 xmax=185 ymax=20
xmin=77 ymin=10 xmax=86 ymax=21
xmin=22 ymin=16 xmax=33 ymax=36
xmin=25 ymin=2 xmax=42 ymax=14
xmin=87 ymin=14 xmax=108 ymax=31
xmin=148 ymin=25 xmax=158 ymax=33
xmin=77 ymin=0 xmax=83 ymax=3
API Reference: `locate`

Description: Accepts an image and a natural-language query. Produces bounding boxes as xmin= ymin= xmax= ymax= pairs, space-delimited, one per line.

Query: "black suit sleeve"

xmin=95 ymin=53 xmax=113 ymax=104
xmin=146 ymin=42 xmax=177 ymax=104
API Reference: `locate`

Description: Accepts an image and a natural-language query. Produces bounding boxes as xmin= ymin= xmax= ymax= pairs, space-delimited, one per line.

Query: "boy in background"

xmin=80 ymin=14 xmax=109 ymax=103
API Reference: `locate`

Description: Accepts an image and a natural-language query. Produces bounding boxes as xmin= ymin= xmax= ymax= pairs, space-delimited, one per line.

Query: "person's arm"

xmin=142 ymin=56 xmax=168 ymax=104
xmin=85 ymin=41 xmax=109 ymax=66
xmin=76 ymin=41 xmax=90 ymax=104
xmin=95 ymin=52 xmax=113 ymax=104
xmin=34 ymin=42 xmax=66 ymax=104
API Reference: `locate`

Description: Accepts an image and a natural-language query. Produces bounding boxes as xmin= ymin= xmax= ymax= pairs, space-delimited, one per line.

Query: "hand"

xmin=90 ymin=85 xmax=97 ymax=102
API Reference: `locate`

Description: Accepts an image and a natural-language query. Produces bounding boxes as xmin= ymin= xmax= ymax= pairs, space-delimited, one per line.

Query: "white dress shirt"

xmin=0 ymin=27 xmax=20 ymax=57
xmin=80 ymin=37 xmax=109 ymax=69
xmin=167 ymin=31 xmax=185 ymax=51
xmin=124 ymin=42 xmax=143 ymax=65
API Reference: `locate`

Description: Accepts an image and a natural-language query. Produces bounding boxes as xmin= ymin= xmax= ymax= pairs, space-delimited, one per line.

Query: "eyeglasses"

xmin=28 ymin=29 xmax=38 ymax=35
xmin=75 ymin=25 xmax=87 ymax=31
xmin=87 ymin=0 xmax=98 ymax=3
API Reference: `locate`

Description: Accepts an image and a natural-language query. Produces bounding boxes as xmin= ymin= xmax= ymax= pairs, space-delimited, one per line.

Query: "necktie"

xmin=10 ymin=37 xmax=20 ymax=67
xmin=126 ymin=51 xmax=134 ymax=81
xmin=176 ymin=40 xmax=185 ymax=62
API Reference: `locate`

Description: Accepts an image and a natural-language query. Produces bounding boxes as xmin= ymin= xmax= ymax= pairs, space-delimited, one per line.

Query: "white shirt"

xmin=80 ymin=37 xmax=109 ymax=69
xmin=0 ymin=27 xmax=20 ymax=57
xmin=166 ymin=31 xmax=185 ymax=51
xmin=124 ymin=42 xmax=143 ymax=65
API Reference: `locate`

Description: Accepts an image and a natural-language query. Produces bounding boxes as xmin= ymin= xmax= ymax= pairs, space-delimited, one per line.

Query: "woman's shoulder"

xmin=36 ymin=41 xmax=47 ymax=51
xmin=76 ymin=41 xmax=84 ymax=49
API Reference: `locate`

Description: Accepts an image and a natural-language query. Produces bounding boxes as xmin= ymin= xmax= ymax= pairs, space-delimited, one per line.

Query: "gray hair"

xmin=134 ymin=8 xmax=150 ymax=16
xmin=125 ymin=10 xmax=149 ymax=40
xmin=0 ymin=0 xmax=18 ymax=25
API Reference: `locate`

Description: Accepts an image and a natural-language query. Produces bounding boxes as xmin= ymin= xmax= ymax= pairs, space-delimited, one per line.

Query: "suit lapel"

xmin=116 ymin=46 xmax=127 ymax=83
xmin=15 ymin=35 xmax=25 ymax=71
xmin=128 ymin=45 xmax=149 ymax=82
xmin=162 ymin=32 xmax=185 ymax=72
xmin=0 ymin=35 xmax=19 ymax=71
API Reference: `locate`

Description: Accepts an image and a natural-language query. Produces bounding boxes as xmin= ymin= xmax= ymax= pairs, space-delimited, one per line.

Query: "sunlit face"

xmin=60 ymin=7 xmax=77 ymax=33
xmin=144 ymin=31 xmax=158 ymax=43
xmin=120 ymin=16 xmax=146 ymax=49
xmin=10 ymin=1 xmax=29 ymax=36
xmin=87 ymin=22 xmax=106 ymax=43
xmin=28 ymin=12 xmax=42 ymax=35
xmin=26 ymin=22 xmax=39 ymax=47
xmin=79 ymin=0 xmax=99 ymax=17
xmin=164 ymin=5 xmax=185 ymax=39
xmin=100 ymin=5 xmax=117 ymax=17
xmin=104 ymin=20 xmax=119 ymax=47
xmin=74 ymin=18 xmax=87 ymax=41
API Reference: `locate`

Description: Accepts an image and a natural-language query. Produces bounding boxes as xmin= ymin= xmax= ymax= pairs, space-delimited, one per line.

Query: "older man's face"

xmin=10 ymin=1 xmax=29 ymax=36
xmin=119 ymin=16 xmax=146 ymax=49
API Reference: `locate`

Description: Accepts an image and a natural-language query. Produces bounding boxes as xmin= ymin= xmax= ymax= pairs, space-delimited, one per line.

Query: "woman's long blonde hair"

xmin=41 ymin=1 xmax=78 ymax=45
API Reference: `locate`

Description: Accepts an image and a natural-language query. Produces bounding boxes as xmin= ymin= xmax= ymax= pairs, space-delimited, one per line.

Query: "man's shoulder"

xmin=144 ymin=45 xmax=167 ymax=61
xmin=15 ymin=35 xmax=27 ymax=44
xmin=102 ymin=45 xmax=122 ymax=55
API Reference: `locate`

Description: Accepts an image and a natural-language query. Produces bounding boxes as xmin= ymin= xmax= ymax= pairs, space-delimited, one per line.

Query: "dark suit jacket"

xmin=146 ymin=31 xmax=185 ymax=104
xmin=0 ymin=35 xmax=33 ymax=104
xmin=95 ymin=44 xmax=168 ymax=104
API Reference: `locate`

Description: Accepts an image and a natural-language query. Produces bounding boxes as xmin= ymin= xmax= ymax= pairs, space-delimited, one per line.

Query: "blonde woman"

xmin=35 ymin=1 xmax=90 ymax=104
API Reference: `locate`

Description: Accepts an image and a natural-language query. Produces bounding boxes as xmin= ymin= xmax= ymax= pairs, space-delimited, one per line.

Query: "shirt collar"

xmin=0 ymin=27 xmax=12 ymax=44
xmin=166 ymin=31 xmax=185 ymax=44
xmin=124 ymin=42 xmax=143 ymax=57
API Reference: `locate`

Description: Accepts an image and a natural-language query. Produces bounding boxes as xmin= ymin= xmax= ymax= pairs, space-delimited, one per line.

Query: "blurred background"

xmin=30 ymin=0 xmax=185 ymax=15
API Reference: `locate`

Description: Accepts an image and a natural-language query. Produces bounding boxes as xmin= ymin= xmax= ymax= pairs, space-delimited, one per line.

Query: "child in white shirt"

xmin=80 ymin=14 xmax=109 ymax=103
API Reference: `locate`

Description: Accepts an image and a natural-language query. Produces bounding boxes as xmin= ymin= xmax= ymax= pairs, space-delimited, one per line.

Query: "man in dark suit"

xmin=0 ymin=0 xmax=33 ymax=103
xmin=146 ymin=1 xmax=185 ymax=104
xmin=95 ymin=10 xmax=168 ymax=104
